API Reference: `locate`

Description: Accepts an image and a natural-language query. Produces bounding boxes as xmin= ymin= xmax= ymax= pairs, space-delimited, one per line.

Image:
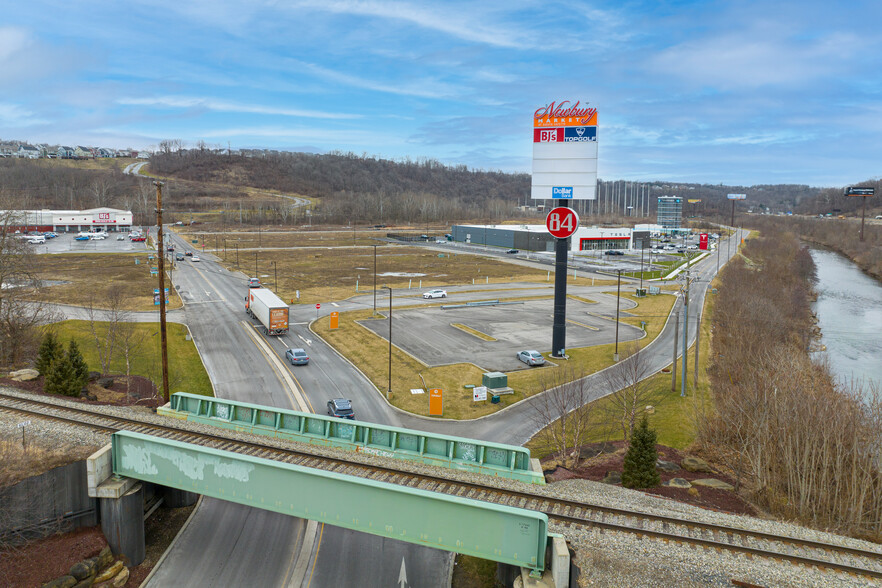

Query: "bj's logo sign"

xmin=98 ymin=213 xmax=110 ymax=221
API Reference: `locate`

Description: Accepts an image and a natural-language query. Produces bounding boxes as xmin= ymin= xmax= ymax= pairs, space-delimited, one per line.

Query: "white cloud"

xmin=649 ymin=29 xmax=864 ymax=89
xmin=0 ymin=26 xmax=30 ymax=61
xmin=0 ymin=102 xmax=46 ymax=126
xmin=117 ymin=96 xmax=362 ymax=119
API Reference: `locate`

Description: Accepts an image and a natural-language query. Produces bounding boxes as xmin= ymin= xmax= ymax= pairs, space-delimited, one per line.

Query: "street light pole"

xmin=373 ymin=245 xmax=378 ymax=314
xmin=382 ymin=286 xmax=392 ymax=399
xmin=272 ymin=260 xmax=277 ymax=291
xmin=154 ymin=181 xmax=170 ymax=402
xmin=614 ymin=269 xmax=621 ymax=361
xmin=254 ymin=252 xmax=258 ymax=278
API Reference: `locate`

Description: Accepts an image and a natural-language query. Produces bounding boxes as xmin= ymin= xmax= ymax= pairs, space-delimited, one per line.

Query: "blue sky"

xmin=2 ymin=1 xmax=880 ymax=186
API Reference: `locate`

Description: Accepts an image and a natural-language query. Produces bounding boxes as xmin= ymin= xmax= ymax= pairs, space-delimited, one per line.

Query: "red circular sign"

xmin=546 ymin=207 xmax=580 ymax=238
xmin=316 ymin=303 xmax=321 ymax=309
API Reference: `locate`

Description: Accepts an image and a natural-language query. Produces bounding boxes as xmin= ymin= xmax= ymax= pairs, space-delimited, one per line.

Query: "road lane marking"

xmin=239 ymin=321 xmax=312 ymax=412
xmin=566 ymin=318 xmax=600 ymax=331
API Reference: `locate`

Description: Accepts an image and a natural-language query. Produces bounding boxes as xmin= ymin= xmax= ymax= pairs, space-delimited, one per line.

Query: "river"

xmin=810 ymin=247 xmax=882 ymax=390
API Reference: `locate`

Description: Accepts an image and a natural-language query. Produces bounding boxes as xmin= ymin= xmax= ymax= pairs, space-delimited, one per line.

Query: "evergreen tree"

xmin=44 ymin=355 xmax=80 ymax=397
xmin=622 ymin=415 xmax=661 ymax=489
xmin=67 ymin=339 xmax=89 ymax=391
xmin=35 ymin=331 xmax=60 ymax=376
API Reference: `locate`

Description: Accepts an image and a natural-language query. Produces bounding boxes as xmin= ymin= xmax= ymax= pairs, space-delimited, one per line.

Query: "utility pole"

xmin=614 ymin=269 xmax=621 ymax=361
xmin=694 ymin=305 xmax=700 ymax=389
xmin=672 ymin=310 xmax=679 ymax=392
xmin=154 ymin=181 xmax=170 ymax=402
xmin=373 ymin=245 xmax=378 ymax=314
xmin=681 ymin=257 xmax=691 ymax=398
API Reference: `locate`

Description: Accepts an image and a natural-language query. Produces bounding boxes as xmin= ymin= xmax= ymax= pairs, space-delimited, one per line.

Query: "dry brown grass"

xmin=198 ymin=239 xmax=617 ymax=304
xmin=0 ymin=436 xmax=99 ymax=489
xmin=30 ymin=253 xmax=182 ymax=311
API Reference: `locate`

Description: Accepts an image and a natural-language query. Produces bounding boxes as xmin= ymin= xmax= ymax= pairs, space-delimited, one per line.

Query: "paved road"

xmin=63 ymin=226 xmax=736 ymax=586
xmin=144 ymin=228 xmax=452 ymax=588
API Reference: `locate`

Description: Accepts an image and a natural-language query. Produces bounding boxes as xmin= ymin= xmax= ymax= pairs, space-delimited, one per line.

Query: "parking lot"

xmin=24 ymin=230 xmax=153 ymax=254
xmin=358 ymin=297 xmax=645 ymax=372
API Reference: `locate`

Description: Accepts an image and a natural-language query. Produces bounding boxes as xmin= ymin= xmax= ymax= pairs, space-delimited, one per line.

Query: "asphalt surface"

xmin=143 ymin=228 xmax=452 ymax=588
xmin=49 ymin=223 xmax=737 ymax=587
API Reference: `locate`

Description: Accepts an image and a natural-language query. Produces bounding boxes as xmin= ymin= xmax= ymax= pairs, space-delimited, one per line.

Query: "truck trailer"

xmin=246 ymin=287 xmax=289 ymax=335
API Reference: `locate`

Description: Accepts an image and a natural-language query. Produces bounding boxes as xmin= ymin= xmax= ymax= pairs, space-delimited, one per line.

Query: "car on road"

xmin=285 ymin=348 xmax=309 ymax=365
xmin=506 ymin=249 xmax=519 ymax=254
xmin=74 ymin=235 xmax=90 ymax=241
xmin=423 ymin=289 xmax=447 ymax=299
xmin=116 ymin=234 xmax=125 ymax=240
xmin=248 ymin=278 xmax=261 ymax=288
xmin=517 ymin=350 xmax=546 ymax=366
xmin=185 ymin=250 xmax=193 ymax=256
xmin=131 ymin=236 xmax=146 ymax=242
xmin=327 ymin=398 xmax=355 ymax=419
xmin=175 ymin=253 xmax=184 ymax=261
xmin=167 ymin=245 xmax=175 ymax=252
xmin=605 ymin=250 xmax=624 ymax=256
xmin=191 ymin=255 xmax=200 ymax=262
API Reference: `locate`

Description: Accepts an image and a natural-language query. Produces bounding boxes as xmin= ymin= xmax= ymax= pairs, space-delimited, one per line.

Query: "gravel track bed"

xmin=3 ymin=386 xmax=880 ymax=587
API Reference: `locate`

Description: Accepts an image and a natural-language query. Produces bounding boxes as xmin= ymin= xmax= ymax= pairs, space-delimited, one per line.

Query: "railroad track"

xmin=3 ymin=391 xmax=882 ymax=580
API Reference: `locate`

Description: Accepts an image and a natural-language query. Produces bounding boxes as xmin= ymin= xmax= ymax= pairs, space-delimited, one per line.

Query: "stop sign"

xmin=546 ymin=207 xmax=580 ymax=238
xmin=316 ymin=303 xmax=321 ymax=309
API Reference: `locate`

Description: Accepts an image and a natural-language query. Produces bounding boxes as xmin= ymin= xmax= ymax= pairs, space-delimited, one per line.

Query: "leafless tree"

xmin=602 ymin=343 xmax=660 ymax=441
xmin=86 ymin=287 xmax=129 ymax=374
xmin=529 ymin=365 xmax=596 ymax=469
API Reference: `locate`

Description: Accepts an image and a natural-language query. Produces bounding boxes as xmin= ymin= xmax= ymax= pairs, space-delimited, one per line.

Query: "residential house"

xmin=58 ymin=146 xmax=75 ymax=159
xmin=74 ymin=146 xmax=92 ymax=159
xmin=17 ymin=144 xmax=41 ymax=159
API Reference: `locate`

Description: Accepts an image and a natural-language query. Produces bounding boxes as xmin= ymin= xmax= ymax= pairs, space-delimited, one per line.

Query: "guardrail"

xmin=161 ymin=393 xmax=544 ymax=484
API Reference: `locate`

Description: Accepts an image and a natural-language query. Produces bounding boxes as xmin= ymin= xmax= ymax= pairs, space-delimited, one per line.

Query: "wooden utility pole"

xmin=155 ymin=181 xmax=170 ymax=402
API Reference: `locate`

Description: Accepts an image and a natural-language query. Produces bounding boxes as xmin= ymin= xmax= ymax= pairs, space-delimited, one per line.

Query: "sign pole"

xmin=154 ymin=181 xmax=170 ymax=402
xmin=551 ymin=202 xmax=570 ymax=357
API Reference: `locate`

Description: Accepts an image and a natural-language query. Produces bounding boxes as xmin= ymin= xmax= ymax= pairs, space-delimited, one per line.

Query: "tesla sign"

xmin=546 ymin=207 xmax=580 ymax=238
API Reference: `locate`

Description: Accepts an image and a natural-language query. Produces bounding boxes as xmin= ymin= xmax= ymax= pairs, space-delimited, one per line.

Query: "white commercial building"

xmin=3 ymin=207 xmax=134 ymax=233
xmin=451 ymin=224 xmax=647 ymax=253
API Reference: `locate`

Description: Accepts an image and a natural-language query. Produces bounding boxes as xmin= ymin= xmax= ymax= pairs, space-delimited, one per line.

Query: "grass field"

xmin=31 ymin=253 xmax=182 ymax=311
xmin=47 ymin=320 xmax=213 ymax=398
xmin=198 ymin=238 xmax=616 ymax=304
xmin=312 ymin=290 xmax=676 ymax=419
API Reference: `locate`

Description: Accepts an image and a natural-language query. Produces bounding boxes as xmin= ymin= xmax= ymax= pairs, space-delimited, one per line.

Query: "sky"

xmin=2 ymin=0 xmax=881 ymax=186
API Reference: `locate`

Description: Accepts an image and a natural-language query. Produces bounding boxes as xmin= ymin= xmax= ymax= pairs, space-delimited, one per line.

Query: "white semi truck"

xmin=245 ymin=287 xmax=289 ymax=335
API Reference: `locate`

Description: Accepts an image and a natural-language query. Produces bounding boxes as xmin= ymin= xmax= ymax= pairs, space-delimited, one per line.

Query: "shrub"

xmin=35 ymin=332 xmax=60 ymax=376
xmin=622 ymin=415 xmax=660 ymax=489
xmin=44 ymin=355 xmax=79 ymax=397
xmin=67 ymin=339 xmax=89 ymax=390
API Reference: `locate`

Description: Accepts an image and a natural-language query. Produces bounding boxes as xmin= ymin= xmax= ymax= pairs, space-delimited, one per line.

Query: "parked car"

xmin=28 ymin=236 xmax=46 ymax=244
xmin=517 ymin=350 xmax=546 ymax=366
xmin=74 ymin=235 xmax=90 ymax=241
xmin=191 ymin=255 xmax=200 ymax=262
xmin=327 ymin=398 xmax=355 ymax=419
xmin=285 ymin=348 xmax=309 ymax=365
xmin=43 ymin=232 xmax=57 ymax=238
xmin=248 ymin=278 xmax=261 ymax=288
xmin=605 ymin=250 xmax=624 ymax=256
xmin=131 ymin=236 xmax=146 ymax=242
xmin=423 ymin=289 xmax=447 ymax=299
xmin=506 ymin=249 xmax=519 ymax=254
xmin=175 ymin=253 xmax=184 ymax=261
xmin=91 ymin=233 xmax=106 ymax=240
xmin=116 ymin=234 xmax=125 ymax=240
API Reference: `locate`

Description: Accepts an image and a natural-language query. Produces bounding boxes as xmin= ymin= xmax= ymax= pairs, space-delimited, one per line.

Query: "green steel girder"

xmin=161 ymin=392 xmax=544 ymax=484
xmin=112 ymin=431 xmax=547 ymax=572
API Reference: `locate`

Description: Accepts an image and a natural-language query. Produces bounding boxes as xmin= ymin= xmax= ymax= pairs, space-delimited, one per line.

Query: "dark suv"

xmin=327 ymin=398 xmax=355 ymax=420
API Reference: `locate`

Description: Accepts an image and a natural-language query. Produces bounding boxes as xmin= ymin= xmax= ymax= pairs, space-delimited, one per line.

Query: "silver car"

xmin=517 ymin=350 xmax=546 ymax=366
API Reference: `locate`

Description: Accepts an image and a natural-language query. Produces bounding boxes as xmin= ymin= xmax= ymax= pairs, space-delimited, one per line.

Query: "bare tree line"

xmin=699 ymin=232 xmax=882 ymax=537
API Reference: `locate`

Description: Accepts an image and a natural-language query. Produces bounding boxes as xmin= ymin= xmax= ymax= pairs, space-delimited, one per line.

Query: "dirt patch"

xmin=541 ymin=442 xmax=756 ymax=517
xmin=0 ymin=375 xmax=164 ymax=409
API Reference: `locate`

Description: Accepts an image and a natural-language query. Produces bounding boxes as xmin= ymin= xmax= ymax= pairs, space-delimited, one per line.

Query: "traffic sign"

xmin=315 ymin=303 xmax=321 ymax=309
xmin=546 ymin=207 xmax=580 ymax=238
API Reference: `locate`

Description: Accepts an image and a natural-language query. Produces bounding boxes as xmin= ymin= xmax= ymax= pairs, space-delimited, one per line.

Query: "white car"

xmin=423 ymin=289 xmax=447 ymax=299
xmin=91 ymin=233 xmax=107 ymax=240
xmin=517 ymin=350 xmax=546 ymax=366
xmin=191 ymin=255 xmax=200 ymax=262
xmin=116 ymin=234 xmax=125 ymax=240
xmin=28 ymin=236 xmax=46 ymax=244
